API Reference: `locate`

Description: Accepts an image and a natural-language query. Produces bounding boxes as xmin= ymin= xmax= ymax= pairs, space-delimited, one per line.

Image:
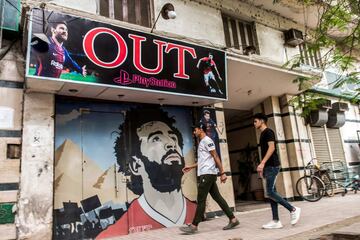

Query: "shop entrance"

xmin=224 ymin=109 xmax=265 ymax=206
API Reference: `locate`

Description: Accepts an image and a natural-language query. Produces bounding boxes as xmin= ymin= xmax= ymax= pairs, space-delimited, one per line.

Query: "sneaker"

xmin=223 ymin=219 xmax=240 ymax=230
xmin=290 ymin=207 xmax=301 ymax=225
xmin=210 ymin=88 xmax=216 ymax=93
xmin=262 ymin=220 xmax=283 ymax=229
xmin=179 ymin=224 xmax=198 ymax=234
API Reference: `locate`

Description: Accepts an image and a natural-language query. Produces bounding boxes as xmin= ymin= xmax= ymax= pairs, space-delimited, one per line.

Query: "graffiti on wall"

xmin=54 ymin=98 xmax=197 ymax=239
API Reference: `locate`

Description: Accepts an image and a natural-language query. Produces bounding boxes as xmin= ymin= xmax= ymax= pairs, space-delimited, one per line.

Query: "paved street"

xmin=109 ymin=193 xmax=360 ymax=240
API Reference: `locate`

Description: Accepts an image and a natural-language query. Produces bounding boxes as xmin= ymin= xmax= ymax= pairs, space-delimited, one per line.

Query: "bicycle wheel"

xmin=321 ymin=172 xmax=334 ymax=197
xmin=296 ymin=176 xmax=325 ymax=202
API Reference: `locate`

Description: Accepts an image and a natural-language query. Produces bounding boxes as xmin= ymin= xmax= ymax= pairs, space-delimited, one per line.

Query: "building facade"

xmin=0 ymin=0 xmax=359 ymax=239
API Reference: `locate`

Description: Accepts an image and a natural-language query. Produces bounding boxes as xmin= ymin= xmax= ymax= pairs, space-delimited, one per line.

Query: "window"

xmin=299 ymin=42 xmax=322 ymax=68
xmin=99 ymin=0 xmax=152 ymax=28
xmin=222 ymin=14 xmax=259 ymax=55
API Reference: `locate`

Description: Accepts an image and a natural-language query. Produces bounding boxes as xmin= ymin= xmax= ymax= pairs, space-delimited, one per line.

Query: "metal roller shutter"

xmin=311 ymin=126 xmax=331 ymax=165
xmin=311 ymin=126 xmax=346 ymax=190
xmin=327 ymin=128 xmax=346 ymax=164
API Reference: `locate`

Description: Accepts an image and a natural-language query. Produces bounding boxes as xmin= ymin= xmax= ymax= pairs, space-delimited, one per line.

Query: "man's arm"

xmin=196 ymin=58 xmax=202 ymax=69
xmin=64 ymin=49 xmax=87 ymax=76
xmin=182 ymin=163 xmax=197 ymax=173
xmin=210 ymin=150 xmax=227 ymax=183
xmin=257 ymin=141 xmax=275 ymax=177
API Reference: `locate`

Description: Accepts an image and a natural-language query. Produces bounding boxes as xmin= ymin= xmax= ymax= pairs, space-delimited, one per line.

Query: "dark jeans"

xmin=192 ymin=174 xmax=234 ymax=226
xmin=264 ymin=166 xmax=294 ymax=221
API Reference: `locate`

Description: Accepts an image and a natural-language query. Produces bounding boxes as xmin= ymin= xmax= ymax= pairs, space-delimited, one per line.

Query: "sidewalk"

xmin=109 ymin=193 xmax=360 ymax=240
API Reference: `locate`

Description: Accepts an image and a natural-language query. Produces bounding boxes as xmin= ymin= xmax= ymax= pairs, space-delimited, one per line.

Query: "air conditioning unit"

xmin=327 ymin=110 xmax=346 ymax=128
xmin=308 ymin=109 xmax=328 ymax=127
xmin=332 ymin=102 xmax=349 ymax=112
xmin=284 ymin=29 xmax=304 ymax=46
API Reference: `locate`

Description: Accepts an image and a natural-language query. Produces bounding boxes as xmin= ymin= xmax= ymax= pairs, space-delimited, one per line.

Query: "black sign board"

xmin=27 ymin=9 xmax=227 ymax=100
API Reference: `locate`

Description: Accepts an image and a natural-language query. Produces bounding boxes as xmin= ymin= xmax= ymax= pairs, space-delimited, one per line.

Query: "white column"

xmin=17 ymin=93 xmax=54 ymax=239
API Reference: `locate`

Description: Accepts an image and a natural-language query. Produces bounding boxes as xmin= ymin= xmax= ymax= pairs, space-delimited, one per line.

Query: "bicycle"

xmin=320 ymin=161 xmax=360 ymax=196
xmin=296 ymin=159 xmax=326 ymax=202
xmin=316 ymin=165 xmax=334 ymax=197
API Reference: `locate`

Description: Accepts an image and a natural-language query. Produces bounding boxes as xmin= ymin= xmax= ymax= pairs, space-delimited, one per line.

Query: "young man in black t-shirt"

xmin=253 ymin=113 xmax=301 ymax=229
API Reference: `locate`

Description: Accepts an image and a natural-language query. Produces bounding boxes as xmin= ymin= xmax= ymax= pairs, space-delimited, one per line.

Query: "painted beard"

xmin=142 ymin=149 xmax=185 ymax=193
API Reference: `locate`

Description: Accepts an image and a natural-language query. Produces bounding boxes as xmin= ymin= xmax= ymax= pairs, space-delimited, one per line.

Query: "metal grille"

xmin=99 ymin=0 xmax=152 ymax=28
xmin=222 ymin=14 xmax=259 ymax=55
xmin=299 ymin=42 xmax=322 ymax=68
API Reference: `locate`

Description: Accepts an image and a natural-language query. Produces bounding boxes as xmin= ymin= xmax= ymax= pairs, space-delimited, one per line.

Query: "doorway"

xmin=224 ymin=109 xmax=264 ymax=206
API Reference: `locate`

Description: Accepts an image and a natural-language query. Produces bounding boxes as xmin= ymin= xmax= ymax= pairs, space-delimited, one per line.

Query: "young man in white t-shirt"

xmin=179 ymin=124 xmax=239 ymax=234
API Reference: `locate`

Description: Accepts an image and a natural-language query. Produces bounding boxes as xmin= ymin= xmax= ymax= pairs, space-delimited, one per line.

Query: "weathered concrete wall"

xmin=49 ymin=0 xmax=97 ymax=14
xmin=256 ymin=23 xmax=285 ymax=65
xmin=0 ymin=41 xmax=24 ymax=240
xmin=154 ymin=0 xmax=225 ymax=46
xmin=193 ymin=0 xmax=307 ymax=32
xmin=17 ymin=93 xmax=54 ymax=239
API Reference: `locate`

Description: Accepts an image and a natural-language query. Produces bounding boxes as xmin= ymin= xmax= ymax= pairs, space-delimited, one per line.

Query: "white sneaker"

xmin=290 ymin=207 xmax=301 ymax=225
xmin=262 ymin=220 xmax=283 ymax=229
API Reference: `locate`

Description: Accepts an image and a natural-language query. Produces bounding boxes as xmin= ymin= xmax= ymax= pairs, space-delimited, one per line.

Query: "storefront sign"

xmin=27 ymin=9 xmax=227 ymax=100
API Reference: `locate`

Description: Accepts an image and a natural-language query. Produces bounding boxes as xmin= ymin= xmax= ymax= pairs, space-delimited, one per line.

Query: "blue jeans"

xmin=264 ymin=166 xmax=294 ymax=221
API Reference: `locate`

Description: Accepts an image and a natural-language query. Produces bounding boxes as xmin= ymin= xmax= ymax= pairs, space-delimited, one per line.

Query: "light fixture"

xmin=150 ymin=3 xmax=176 ymax=33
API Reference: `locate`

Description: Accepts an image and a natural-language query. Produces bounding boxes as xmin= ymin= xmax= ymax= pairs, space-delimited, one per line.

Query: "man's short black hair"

xmin=253 ymin=112 xmax=268 ymax=123
xmin=50 ymin=21 xmax=68 ymax=29
xmin=192 ymin=124 xmax=207 ymax=133
xmin=203 ymin=110 xmax=210 ymax=115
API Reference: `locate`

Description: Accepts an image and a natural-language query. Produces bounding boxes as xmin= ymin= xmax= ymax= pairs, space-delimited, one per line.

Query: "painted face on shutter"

xmin=137 ymin=121 xmax=183 ymax=165
xmin=136 ymin=121 xmax=185 ymax=193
